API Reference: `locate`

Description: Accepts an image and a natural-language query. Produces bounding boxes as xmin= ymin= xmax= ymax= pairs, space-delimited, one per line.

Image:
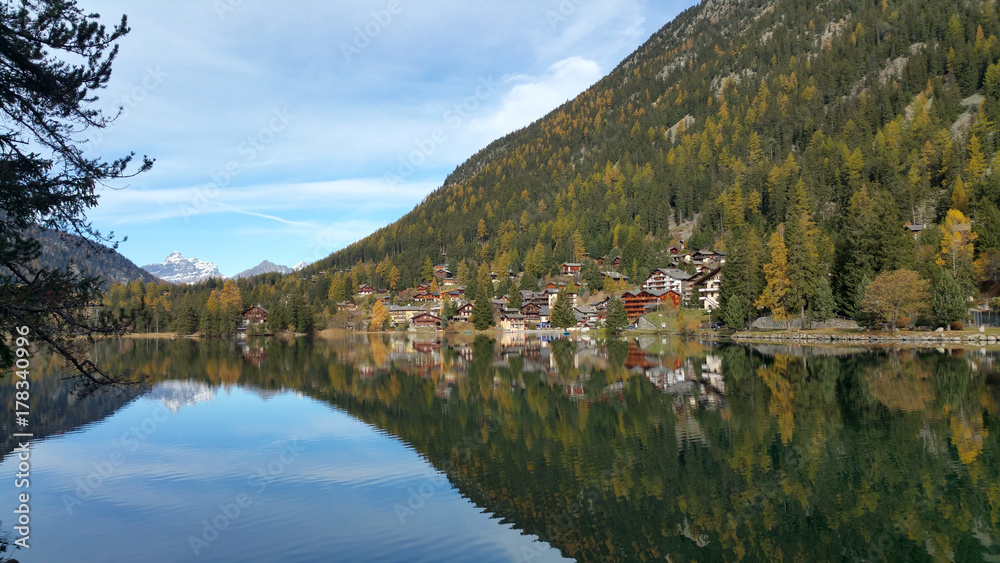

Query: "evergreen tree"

xmin=605 ymin=297 xmax=628 ymax=333
xmin=719 ymin=227 xmax=764 ymax=325
xmin=519 ymin=271 xmax=539 ymax=291
xmin=472 ymin=264 xmax=494 ymax=330
xmin=0 ymin=1 xmax=152 ymax=387
xmin=721 ymin=294 xmax=747 ymax=329
xmin=974 ymin=200 xmax=1000 ymax=255
xmin=507 ymin=288 xmax=523 ymax=310
xmin=784 ymin=181 xmax=819 ymax=327
xmin=551 ymin=290 xmax=577 ymax=329
xmin=422 ymin=256 xmax=435 ymax=283
xmin=931 ymin=269 xmax=968 ymax=329
xmin=807 ymin=274 xmax=836 ymax=322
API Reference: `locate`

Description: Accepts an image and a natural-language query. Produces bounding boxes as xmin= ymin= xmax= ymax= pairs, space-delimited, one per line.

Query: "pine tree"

xmin=719 ymin=227 xmax=764 ymax=325
xmin=0 ymin=2 xmax=153 ymax=387
xmin=784 ymin=181 xmax=819 ymax=327
xmin=605 ymin=297 xmax=628 ymax=333
xmin=472 ymin=264 xmax=494 ymax=330
xmin=551 ymin=290 xmax=577 ymax=329
xmin=422 ymin=256 xmax=435 ymax=283
xmin=931 ymin=269 xmax=968 ymax=329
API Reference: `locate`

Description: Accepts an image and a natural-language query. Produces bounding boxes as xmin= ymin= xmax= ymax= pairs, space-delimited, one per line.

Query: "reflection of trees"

xmin=85 ymin=337 xmax=1000 ymax=561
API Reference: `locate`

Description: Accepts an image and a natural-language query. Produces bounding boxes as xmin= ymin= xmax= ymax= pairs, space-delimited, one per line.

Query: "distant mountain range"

xmin=139 ymin=253 xmax=310 ymax=284
xmin=30 ymin=228 xmax=157 ymax=287
xmin=233 ymin=260 xmax=294 ymax=279
xmin=141 ymin=252 xmax=223 ymax=285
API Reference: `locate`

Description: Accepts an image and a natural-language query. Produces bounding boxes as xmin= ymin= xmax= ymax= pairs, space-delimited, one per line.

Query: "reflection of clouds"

xmin=147 ymin=380 xmax=217 ymax=413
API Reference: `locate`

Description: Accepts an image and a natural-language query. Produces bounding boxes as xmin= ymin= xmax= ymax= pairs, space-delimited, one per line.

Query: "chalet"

xmin=455 ymin=303 xmax=475 ymax=322
xmin=595 ymin=256 xmax=605 ymax=266
xmin=573 ymin=305 xmax=601 ymax=327
xmin=521 ymin=303 xmax=542 ymax=323
xmin=521 ymin=290 xmax=549 ymax=309
xmin=561 ymin=262 xmax=583 ymax=276
xmin=692 ymin=268 xmax=722 ymax=311
xmin=337 ymin=301 xmax=357 ymax=311
xmin=388 ymin=305 xmax=426 ymax=326
xmin=610 ymin=256 xmax=621 ymax=270
xmin=414 ymin=291 xmax=441 ymax=303
xmin=621 ymin=289 xmax=682 ymax=321
xmin=589 ymin=296 xmax=611 ymax=311
xmin=643 ymin=268 xmax=694 ymax=301
xmin=492 ymin=299 xmax=508 ymax=314
xmin=412 ymin=312 xmax=443 ymax=329
xmin=241 ymin=305 xmax=268 ymax=326
xmin=905 ymin=223 xmax=925 ymax=242
xmin=415 ymin=283 xmax=429 ymax=293
xmin=498 ymin=311 xmax=526 ymax=331
xmin=602 ymin=271 xmax=629 ymax=285
xmin=357 ymin=284 xmax=374 ymax=296
xmin=434 ymin=268 xmax=454 ymax=280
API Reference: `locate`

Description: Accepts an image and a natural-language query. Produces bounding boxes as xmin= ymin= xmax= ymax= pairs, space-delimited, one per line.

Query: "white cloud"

xmin=467 ymin=57 xmax=604 ymax=143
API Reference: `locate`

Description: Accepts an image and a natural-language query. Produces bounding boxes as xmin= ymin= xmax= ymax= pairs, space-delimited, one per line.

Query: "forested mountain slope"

xmin=312 ymin=0 xmax=1000 ymax=319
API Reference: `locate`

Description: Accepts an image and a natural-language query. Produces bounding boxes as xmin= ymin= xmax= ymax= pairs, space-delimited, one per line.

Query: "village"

xmin=239 ymin=249 xmax=725 ymax=333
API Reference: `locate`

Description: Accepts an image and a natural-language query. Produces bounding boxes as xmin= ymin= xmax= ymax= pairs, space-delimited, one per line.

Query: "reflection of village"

xmin=239 ymin=335 xmax=729 ymax=413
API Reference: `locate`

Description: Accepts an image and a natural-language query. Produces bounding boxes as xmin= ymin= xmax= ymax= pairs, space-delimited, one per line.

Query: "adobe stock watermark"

xmin=384 ymin=76 xmax=498 ymax=189
xmin=178 ymin=108 xmax=294 ymax=221
xmin=341 ymin=0 xmax=405 ymax=63
xmin=520 ymin=452 xmax=639 ymax=561
xmin=393 ymin=416 xmax=502 ymax=524
xmin=61 ymin=403 xmax=174 ymax=515
xmin=90 ymin=66 xmax=168 ymax=148
xmin=188 ymin=440 xmax=303 ymax=557
xmin=546 ymin=0 xmax=584 ymax=29
xmin=213 ymin=0 xmax=243 ymax=19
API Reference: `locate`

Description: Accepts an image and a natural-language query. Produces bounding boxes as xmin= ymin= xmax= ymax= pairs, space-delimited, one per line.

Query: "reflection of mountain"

xmin=147 ymin=381 xmax=217 ymax=413
xmin=0 ymin=360 xmax=138 ymax=462
xmin=83 ymin=337 xmax=1000 ymax=562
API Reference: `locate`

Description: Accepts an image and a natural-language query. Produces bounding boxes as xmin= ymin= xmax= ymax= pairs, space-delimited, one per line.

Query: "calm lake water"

xmin=1 ymin=335 xmax=999 ymax=562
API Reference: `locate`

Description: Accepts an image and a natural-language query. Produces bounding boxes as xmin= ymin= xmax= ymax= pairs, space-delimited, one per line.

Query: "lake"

xmin=1 ymin=335 xmax=998 ymax=562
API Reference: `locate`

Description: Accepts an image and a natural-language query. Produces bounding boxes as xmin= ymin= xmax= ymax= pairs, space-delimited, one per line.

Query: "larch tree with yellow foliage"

xmin=756 ymin=231 xmax=791 ymax=329
xmin=936 ymin=209 xmax=977 ymax=287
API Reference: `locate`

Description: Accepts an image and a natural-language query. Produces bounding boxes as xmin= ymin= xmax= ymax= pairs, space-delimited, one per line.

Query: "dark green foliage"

xmin=834 ymin=187 xmax=912 ymax=317
xmin=931 ymin=270 xmax=968 ymax=329
xmin=507 ymin=288 xmax=522 ymax=310
xmin=719 ymin=228 xmax=764 ymax=324
xmin=721 ymin=294 xmax=747 ymax=330
xmin=519 ymin=272 xmax=538 ymax=291
xmin=605 ymin=297 xmax=628 ymax=333
xmin=551 ymin=290 xmax=577 ymax=329
xmin=807 ymin=275 xmax=836 ymax=322
xmin=974 ymin=200 xmax=1000 ymax=255
xmin=0 ymin=0 xmax=153 ymax=389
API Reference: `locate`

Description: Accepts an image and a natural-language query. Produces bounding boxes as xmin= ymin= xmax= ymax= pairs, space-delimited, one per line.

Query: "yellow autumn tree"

xmin=756 ymin=231 xmax=791 ymax=329
xmin=936 ymin=209 xmax=977 ymax=282
xmin=369 ymin=301 xmax=390 ymax=332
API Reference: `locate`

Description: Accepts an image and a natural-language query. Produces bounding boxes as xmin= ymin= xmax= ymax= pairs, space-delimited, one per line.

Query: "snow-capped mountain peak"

xmin=293 ymin=261 xmax=308 ymax=271
xmin=142 ymin=251 xmax=223 ymax=285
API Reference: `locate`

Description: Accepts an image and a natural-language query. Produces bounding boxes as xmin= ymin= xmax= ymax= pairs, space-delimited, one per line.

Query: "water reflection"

xmin=1 ymin=335 xmax=998 ymax=562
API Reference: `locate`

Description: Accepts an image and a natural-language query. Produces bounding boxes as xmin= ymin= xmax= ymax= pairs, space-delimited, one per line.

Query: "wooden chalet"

xmin=412 ymin=312 xmax=443 ymax=328
xmin=241 ymin=305 xmax=268 ymax=325
xmin=561 ymin=262 xmax=582 ymax=276
xmin=455 ymin=303 xmax=475 ymax=322
xmin=357 ymin=284 xmax=375 ymax=296
xmin=621 ymin=289 xmax=681 ymax=321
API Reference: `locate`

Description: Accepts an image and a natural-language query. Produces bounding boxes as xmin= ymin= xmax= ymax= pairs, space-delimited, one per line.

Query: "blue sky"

xmin=82 ymin=0 xmax=697 ymax=277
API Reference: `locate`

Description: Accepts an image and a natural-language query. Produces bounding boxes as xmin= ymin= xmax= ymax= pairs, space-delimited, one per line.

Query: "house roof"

xmin=650 ymin=268 xmax=693 ymax=281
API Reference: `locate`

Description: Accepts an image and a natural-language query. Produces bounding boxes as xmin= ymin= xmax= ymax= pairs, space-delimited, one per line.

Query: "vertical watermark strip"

xmin=12 ymin=325 xmax=32 ymax=550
